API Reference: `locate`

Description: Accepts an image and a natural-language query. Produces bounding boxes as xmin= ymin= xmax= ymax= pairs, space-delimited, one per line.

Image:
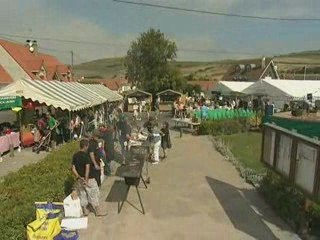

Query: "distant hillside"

xmin=73 ymin=50 xmax=320 ymax=81
xmin=73 ymin=58 xmax=125 ymax=79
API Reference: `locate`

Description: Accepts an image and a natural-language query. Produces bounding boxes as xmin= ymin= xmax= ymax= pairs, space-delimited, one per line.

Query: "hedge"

xmin=259 ymin=171 xmax=320 ymax=237
xmin=0 ymin=141 xmax=78 ymax=239
xmin=198 ymin=118 xmax=250 ymax=136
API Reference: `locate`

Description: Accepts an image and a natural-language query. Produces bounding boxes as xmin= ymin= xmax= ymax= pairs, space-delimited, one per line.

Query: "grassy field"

xmin=221 ymin=132 xmax=264 ymax=171
xmin=73 ymin=50 xmax=320 ymax=81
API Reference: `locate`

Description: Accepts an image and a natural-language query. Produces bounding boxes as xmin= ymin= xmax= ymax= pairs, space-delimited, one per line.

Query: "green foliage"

xmin=198 ymin=119 xmax=250 ymax=136
xmin=292 ymin=108 xmax=303 ymax=116
xmin=184 ymin=83 xmax=202 ymax=95
xmin=0 ymin=142 xmax=78 ymax=240
xmin=259 ymin=171 xmax=320 ymax=236
xmin=309 ymin=204 xmax=320 ymax=235
xmin=212 ymin=137 xmax=266 ymax=185
xmin=124 ymin=28 xmax=184 ymax=93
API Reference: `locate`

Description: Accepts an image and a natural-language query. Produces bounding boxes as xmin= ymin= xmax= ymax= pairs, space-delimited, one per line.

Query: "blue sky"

xmin=1 ymin=0 xmax=320 ymax=63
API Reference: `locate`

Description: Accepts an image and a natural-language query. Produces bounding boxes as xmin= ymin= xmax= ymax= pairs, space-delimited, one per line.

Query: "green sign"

xmin=0 ymin=96 xmax=22 ymax=110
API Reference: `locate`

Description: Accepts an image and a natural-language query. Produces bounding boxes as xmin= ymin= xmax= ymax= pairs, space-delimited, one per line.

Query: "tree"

xmin=184 ymin=83 xmax=202 ymax=96
xmin=124 ymin=28 xmax=182 ymax=93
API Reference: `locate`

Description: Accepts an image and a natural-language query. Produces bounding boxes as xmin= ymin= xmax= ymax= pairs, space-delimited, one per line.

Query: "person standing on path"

xmin=47 ymin=112 xmax=57 ymax=149
xmin=100 ymin=124 xmax=114 ymax=175
xmin=143 ymin=117 xmax=161 ymax=164
xmin=119 ymin=119 xmax=132 ymax=165
xmin=160 ymin=121 xmax=171 ymax=159
xmin=72 ymin=139 xmax=107 ymax=217
xmin=88 ymin=130 xmax=103 ymax=187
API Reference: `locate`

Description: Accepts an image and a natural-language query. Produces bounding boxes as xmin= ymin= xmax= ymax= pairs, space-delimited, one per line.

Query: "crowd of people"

xmin=172 ymin=95 xmax=254 ymax=120
xmin=70 ymin=103 xmax=172 ymax=217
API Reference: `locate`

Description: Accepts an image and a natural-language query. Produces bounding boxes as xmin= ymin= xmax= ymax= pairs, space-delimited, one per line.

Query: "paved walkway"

xmin=79 ymin=132 xmax=300 ymax=240
xmin=0 ymin=148 xmax=47 ymax=178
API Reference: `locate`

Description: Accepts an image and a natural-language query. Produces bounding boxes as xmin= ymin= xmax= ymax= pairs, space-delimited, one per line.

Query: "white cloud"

xmin=1 ymin=0 xmax=319 ymax=63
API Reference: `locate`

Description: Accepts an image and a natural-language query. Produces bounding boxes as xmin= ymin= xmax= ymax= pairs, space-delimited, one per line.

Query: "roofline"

xmin=259 ymin=60 xmax=280 ymax=80
xmin=156 ymin=89 xmax=183 ymax=96
xmin=0 ymin=42 xmax=34 ymax=79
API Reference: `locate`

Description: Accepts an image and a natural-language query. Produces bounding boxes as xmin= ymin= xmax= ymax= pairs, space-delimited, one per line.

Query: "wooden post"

xmin=312 ymin=149 xmax=320 ymax=199
xmin=289 ymin=138 xmax=298 ymax=183
xmin=9 ymin=144 xmax=14 ymax=157
xmin=273 ymin=132 xmax=281 ymax=168
xmin=260 ymin=126 xmax=266 ymax=163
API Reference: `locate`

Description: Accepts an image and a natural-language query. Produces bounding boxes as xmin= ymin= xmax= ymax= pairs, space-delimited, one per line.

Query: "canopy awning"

xmin=0 ymin=79 xmax=72 ymax=110
xmin=213 ymin=81 xmax=254 ymax=95
xmin=243 ymin=78 xmax=320 ymax=99
xmin=0 ymin=79 xmax=123 ymax=111
xmin=82 ymin=84 xmax=123 ymax=102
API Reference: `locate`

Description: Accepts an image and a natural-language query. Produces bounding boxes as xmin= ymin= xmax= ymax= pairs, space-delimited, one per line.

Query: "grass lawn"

xmin=221 ymin=132 xmax=265 ymax=171
xmin=0 ymin=141 xmax=78 ymax=239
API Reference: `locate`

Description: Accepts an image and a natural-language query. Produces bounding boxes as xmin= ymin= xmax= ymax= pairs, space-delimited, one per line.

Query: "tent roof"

xmin=243 ymin=78 xmax=320 ymax=98
xmin=0 ymin=78 xmax=71 ymax=110
xmin=82 ymin=84 xmax=123 ymax=102
xmin=126 ymin=89 xmax=152 ymax=97
xmin=156 ymin=89 xmax=182 ymax=96
xmin=213 ymin=81 xmax=254 ymax=94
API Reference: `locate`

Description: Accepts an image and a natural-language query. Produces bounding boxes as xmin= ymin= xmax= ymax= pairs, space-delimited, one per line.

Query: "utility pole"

xmin=71 ymin=50 xmax=74 ymax=68
xmin=304 ymin=65 xmax=307 ymax=80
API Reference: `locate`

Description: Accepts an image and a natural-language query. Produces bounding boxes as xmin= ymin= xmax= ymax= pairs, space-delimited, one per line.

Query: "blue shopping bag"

xmin=54 ymin=230 xmax=79 ymax=240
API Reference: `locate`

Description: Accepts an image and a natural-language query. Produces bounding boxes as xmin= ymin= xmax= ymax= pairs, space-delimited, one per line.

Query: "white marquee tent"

xmin=212 ymin=81 xmax=254 ymax=95
xmin=243 ymin=78 xmax=320 ymax=98
xmin=242 ymin=78 xmax=320 ymax=107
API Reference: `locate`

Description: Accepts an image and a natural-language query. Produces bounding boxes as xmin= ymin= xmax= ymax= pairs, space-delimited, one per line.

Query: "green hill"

xmin=73 ymin=50 xmax=320 ymax=81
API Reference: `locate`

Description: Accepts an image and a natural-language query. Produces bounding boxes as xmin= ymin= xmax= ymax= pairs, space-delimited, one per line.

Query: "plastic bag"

xmin=63 ymin=194 xmax=82 ymax=218
xmin=27 ymin=202 xmax=63 ymax=240
xmin=54 ymin=230 xmax=79 ymax=240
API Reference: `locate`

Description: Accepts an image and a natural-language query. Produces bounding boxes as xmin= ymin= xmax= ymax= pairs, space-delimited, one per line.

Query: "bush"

xmin=198 ymin=119 xmax=250 ymax=136
xmin=259 ymin=171 xmax=320 ymax=236
xmin=0 ymin=142 xmax=78 ymax=239
xmin=292 ymin=108 xmax=303 ymax=116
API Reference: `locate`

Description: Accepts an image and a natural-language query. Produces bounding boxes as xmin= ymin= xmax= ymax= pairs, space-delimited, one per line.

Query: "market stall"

xmin=125 ymin=89 xmax=152 ymax=112
xmin=0 ymin=96 xmax=22 ymax=157
xmin=156 ymin=89 xmax=182 ymax=112
xmin=0 ymin=79 xmax=122 ymax=150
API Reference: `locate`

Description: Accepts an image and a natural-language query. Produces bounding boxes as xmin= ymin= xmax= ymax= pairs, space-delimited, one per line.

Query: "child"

xmin=160 ymin=121 xmax=171 ymax=159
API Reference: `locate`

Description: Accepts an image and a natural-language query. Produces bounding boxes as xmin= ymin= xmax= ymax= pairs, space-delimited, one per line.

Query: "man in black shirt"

xmin=88 ymin=130 xmax=102 ymax=187
xmin=72 ymin=139 xmax=107 ymax=217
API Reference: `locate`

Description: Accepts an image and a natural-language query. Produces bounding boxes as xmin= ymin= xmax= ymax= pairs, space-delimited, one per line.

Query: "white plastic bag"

xmin=63 ymin=193 xmax=82 ymax=218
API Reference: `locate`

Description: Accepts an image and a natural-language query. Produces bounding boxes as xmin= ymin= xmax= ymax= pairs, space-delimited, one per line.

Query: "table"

xmin=173 ymin=118 xmax=200 ymax=130
xmin=118 ymin=146 xmax=149 ymax=214
xmin=0 ymin=132 xmax=20 ymax=156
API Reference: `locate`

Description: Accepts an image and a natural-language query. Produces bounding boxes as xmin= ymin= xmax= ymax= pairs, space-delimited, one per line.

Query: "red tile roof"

xmin=0 ymin=39 xmax=70 ymax=81
xmin=0 ymin=65 xmax=13 ymax=84
xmin=97 ymin=79 xmax=128 ymax=90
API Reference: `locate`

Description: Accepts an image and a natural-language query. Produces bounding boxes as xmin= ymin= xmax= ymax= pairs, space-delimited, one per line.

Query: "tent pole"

xmin=69 ymin=111 xmax=72 ymax=141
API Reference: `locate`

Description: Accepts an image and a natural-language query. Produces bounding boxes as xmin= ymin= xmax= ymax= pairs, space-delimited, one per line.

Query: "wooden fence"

xmin=262 ymin=123 xmax=320 ymax=200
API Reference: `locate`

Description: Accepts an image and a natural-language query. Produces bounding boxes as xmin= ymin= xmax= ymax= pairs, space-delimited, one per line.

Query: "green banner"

xmin=0 ymin=96 xmax=22 ymax=110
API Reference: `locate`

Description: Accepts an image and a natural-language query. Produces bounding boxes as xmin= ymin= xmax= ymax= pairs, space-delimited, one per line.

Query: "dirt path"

xmin=79 ymin=132 xmax=300 ymax=240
